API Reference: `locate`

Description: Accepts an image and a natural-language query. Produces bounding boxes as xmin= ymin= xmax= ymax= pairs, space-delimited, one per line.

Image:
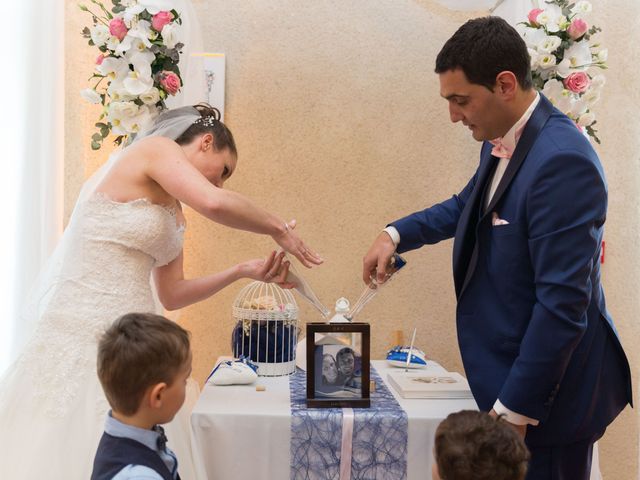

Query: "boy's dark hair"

xmin=97 ymin=312 xmax=191 ymax=416
xmin=175 ymin=103 xmax=237 ymax=157
xmin=435 ymin=16 xmax=532 ymax=91
xmin=435 ymin=410 xmax=529 ymax=480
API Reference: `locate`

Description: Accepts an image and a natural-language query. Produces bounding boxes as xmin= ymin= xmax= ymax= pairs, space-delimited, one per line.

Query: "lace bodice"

xmin=19 ymin=193 xmax=185 ymax=416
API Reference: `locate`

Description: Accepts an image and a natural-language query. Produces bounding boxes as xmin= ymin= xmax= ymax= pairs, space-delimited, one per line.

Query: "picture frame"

xmin=306 ymin=322 xmax=370 ymax=408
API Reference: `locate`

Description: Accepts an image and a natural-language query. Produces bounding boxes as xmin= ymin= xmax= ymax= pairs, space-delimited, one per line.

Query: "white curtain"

xmin=0 ymin=2 xmax=64 ymax=375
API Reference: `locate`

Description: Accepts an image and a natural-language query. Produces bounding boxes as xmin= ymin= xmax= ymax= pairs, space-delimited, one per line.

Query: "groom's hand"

xmin=362 ymin=232 xmax=396 ymax=285
xmin=489 ymin=408 xmax=527 ymax=439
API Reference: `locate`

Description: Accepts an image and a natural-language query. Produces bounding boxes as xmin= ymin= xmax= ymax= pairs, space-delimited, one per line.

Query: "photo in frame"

xmin=306 ymin=322 xmax=370 ymax=408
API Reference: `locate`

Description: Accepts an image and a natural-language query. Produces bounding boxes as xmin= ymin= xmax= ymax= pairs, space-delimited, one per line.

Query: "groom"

xmin=362 ymin=17 xmax=632 ymax=479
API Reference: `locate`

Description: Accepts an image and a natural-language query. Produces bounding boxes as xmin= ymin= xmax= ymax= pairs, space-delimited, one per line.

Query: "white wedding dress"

xmin=0 ymin=192 xmax=204 ymax=479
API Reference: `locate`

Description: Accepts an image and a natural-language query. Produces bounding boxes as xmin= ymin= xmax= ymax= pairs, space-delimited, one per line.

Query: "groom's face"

xmin=439 ymin=68 xmax=507 ymax=141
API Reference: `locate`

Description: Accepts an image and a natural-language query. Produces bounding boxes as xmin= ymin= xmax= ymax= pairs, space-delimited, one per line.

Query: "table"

xmin=191 ymin=359 xmax=477 ymax=479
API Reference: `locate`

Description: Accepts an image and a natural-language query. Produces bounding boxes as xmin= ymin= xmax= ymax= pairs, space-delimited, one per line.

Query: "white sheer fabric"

xmin=0 ymin=0 xmax=64 ymax=375
xmin=166 ymin=0 xmax=208 ymax=108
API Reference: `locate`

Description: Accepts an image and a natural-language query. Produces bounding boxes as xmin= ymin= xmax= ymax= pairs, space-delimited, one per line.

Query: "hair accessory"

xmin=194 ymin=115 xmax=219 ymax=128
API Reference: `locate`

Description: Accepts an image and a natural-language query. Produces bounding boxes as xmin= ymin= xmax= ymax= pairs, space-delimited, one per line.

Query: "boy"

xmin=433 ymin=410 xmax=529 ymax=480
xmin=92 ymin=312 xmax=192 ymax=480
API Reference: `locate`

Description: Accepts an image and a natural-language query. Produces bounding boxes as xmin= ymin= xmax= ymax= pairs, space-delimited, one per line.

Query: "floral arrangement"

xmin=79 ymin=0 xmax=183 ymax=149
xmin=519 ymin=0 xmax=607 ymax=143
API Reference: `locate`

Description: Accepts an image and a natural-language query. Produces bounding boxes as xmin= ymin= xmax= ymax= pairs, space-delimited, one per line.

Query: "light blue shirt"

xmin=105 ymin=411 xmax=179 ymax=480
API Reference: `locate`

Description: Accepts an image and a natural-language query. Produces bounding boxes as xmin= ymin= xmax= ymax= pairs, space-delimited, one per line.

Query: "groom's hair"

xmin=434 ymin=410 xmax=529 ymax=480
xmin=97 ymin=312 xmax=191 ymax=416
xmin=435 ymin=16 xmax=533 ymax=92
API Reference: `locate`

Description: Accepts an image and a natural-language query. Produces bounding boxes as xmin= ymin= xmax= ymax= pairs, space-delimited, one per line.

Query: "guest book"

xmin=387 ymin=371 xmax=473 ymax=399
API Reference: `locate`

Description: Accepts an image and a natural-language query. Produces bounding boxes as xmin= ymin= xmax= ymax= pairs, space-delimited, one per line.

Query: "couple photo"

xmin=0 ymin=1 xmax=638 ymax=479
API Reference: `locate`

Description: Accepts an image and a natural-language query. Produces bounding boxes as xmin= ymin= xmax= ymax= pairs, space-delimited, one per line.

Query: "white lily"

xmin=564 ymin=40 xmax=592 ymax=70
xmin=127 ymin=20 xmax=154 ymax=49
xmin=97 ymin=56 xmax=130 ymax=82
xmin=555 ymin=58 xmax=573 ymax=78
xmin=123 ymin=52 xmax=154 ymax=95
xmin=124 ymin=4 xmax=145 ymax=25
xmin=108 ymin=80 xmax=138 ymax=102
xmin=521 ymin=27 xmax=546 ymax=49
xmin=536 ymin=4 xmax=563 ymax=33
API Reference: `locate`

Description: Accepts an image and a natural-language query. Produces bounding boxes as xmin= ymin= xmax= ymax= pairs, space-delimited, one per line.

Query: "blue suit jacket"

xmin=391 ymin=94 xmax=632 ymax=446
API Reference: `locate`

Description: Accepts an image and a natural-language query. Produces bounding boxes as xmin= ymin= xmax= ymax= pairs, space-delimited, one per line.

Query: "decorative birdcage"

xmin=231 ymin=281 xmax=299 ymax=376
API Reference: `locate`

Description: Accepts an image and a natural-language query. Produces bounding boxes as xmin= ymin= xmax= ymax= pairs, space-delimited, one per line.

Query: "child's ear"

xmin=149 ymin=383 xmax=168 ymax=409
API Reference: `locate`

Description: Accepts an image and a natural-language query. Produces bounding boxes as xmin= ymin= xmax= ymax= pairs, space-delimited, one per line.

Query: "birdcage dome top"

xmin=232 ymin=281 xmax=298 ymax=321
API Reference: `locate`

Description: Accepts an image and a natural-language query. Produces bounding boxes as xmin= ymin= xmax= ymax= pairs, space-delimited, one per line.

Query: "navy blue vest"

xmin=91 ymin=432 xmax=180 ymax=480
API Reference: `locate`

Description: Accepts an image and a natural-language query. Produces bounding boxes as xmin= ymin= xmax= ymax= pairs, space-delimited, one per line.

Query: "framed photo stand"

xmin=306 ymin=322 xmax=370 ymax=408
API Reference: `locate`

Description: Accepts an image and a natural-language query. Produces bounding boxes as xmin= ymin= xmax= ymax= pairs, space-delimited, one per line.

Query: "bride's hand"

xmin=239 ymin=251 xmax=295 ymax=288
xmin=272 ymin=219 xmax=323 ymax=268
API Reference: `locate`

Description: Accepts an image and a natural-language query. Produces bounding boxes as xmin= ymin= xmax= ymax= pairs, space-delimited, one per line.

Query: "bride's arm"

xmin=153 ymin=250 xmax=292 ymax=311
xmin=144 ymin=138 xmax=322 ymax=267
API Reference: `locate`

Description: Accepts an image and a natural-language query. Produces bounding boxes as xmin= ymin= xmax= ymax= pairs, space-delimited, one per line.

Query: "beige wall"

xmin=65 ymin=1 xmax=639 ymax=478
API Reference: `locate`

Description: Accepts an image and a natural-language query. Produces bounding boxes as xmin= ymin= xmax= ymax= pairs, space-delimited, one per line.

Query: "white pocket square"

xmin=492 ymin=212 xmax=510 ymax=226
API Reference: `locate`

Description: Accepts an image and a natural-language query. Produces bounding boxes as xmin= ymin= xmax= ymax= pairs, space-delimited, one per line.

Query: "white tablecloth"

xmin=191 ymin=359 xmax=477 ymax=479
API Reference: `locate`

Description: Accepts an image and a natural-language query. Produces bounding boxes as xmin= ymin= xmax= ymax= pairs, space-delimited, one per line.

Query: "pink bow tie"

xmin=489 ymin=138 xmax=512 ymax=159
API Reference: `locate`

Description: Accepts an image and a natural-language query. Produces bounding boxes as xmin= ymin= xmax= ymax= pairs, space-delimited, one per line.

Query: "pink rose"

xmin=563 ymin=72 xmax=591 ymax=93
xmin=109 ymin=17 xmax=128 ymax=41
xmin=96 ymin=54 xmax=105 ymax=65
xmin=152 ymin=11 xmax=173 ymax=32
xmin=567 ymin=18 xmax=589 ymax=40
xmin=528 ymin=8 xmax=544 ymax=26
xmin=159 ymin=71 xmax=181 ymax=95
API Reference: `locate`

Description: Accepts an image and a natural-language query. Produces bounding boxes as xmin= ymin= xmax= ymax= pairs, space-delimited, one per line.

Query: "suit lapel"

xmin=452 ymin=149 xmax=497 ymax=297
xmin=482 ymin=94 xmax=554 ymax=219
xmin=454 ymin=94 xmax=554 ymax=299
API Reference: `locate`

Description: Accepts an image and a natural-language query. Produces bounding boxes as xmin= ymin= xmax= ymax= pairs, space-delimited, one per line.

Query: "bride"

xmin=0 ymin=104 xmax=322 ymax=479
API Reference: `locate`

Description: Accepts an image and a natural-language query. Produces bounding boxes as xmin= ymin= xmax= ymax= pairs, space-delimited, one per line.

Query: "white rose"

xmin=537 ymin=36 xmax=561 ymax=53
xmin=90 ymin=25 xmax=110 ymax=47
xmin=578 ymin=111 xmax=596 ymax=127
xmin=570 ymin=98 xmax=588 ymax=117
xmin=596 ymin=49 xmax=608 ymax=62
xmin=139 ymin=87 xmax=161 ymax=105
xmin=80 ymin=88 xmax=102 ymax=104
xmin=584 ymin=90 xmax=601 ymax=105
xmin=161 ymin=23 xmax=180 ymax=49
xmin=121 ymin=108 xmax=154 ymax=133
xmin=538 ymin=54 xmax=557 ymax=69
xmin=590 ymin=74 xmax=606 ymax=90
xmin=571 ymin=1 xmax=593 ymax=15
xmin=108 ymin=101 xmax=139 ymax=123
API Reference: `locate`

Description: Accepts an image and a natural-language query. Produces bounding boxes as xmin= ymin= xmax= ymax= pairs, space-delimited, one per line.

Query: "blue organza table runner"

xmin=290 ymin=365 xmax=408 ymax=479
